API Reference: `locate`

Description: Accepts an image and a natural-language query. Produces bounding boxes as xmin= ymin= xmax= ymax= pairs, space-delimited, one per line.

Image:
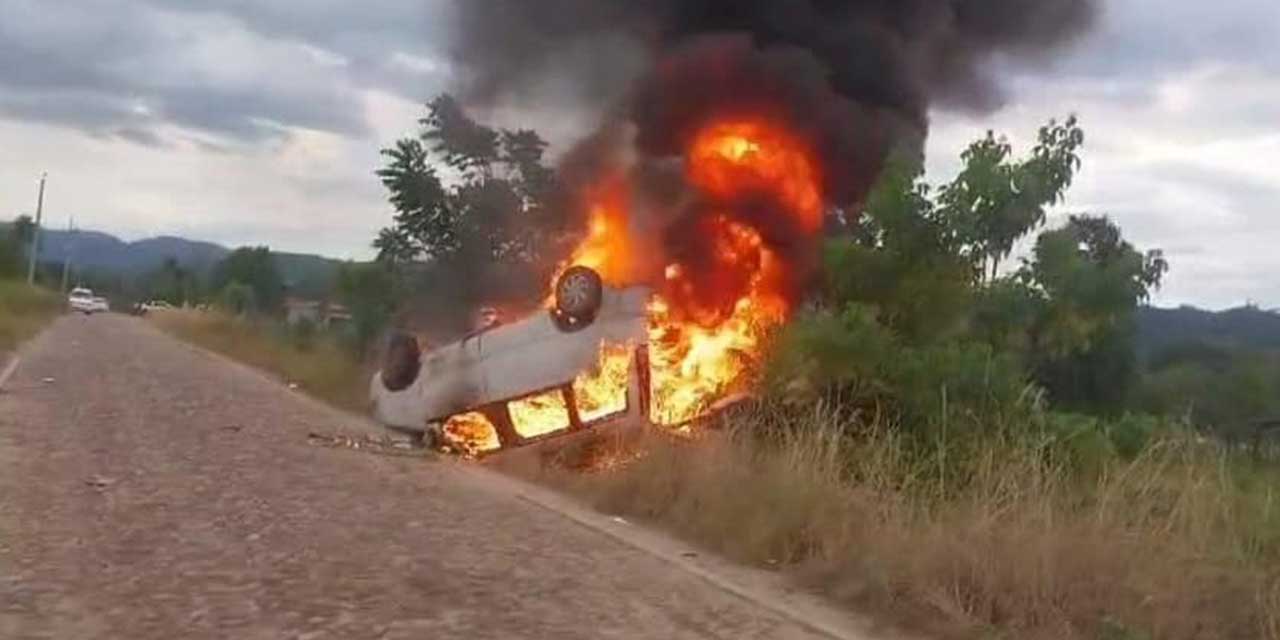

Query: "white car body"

xmin=68 ymin=288 xmax=97 ymax=314
xmin=91 ymin=297 xmax=110 ymax=313
xmin=370 ymin=286 xmax=652 ymax=438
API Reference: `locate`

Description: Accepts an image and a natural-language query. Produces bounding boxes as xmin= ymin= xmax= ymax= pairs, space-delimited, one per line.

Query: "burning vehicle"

xmin=371 ymin=1 xmax=1097 ymax=454
xmin=371 ymin=119 xmax=810 ymax=455
xmin=371 ymin=267 xmax=654 ymax=454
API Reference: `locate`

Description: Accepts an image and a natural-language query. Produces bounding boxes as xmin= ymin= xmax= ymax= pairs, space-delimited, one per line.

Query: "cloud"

xmin=0 ymin=0 xmax=449 ymax=145
xmin=927 ymin=15 xmax=1280 ymax=310
xmin=1 ymin=0 xmax=1277 ymax=311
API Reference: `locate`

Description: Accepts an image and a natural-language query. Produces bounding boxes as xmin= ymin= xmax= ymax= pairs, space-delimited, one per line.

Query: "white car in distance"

xmin=68 ymin=288 xmax=98 ymax=314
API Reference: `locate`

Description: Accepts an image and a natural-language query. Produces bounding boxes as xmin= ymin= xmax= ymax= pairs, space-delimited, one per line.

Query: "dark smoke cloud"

xmin=449 ymin=0 xmax=1096 ymax=216
xmin=448 ymin=0 xmax=1095 ymax=317
xmin=450 ymin=0 xmax=1096 ymax=129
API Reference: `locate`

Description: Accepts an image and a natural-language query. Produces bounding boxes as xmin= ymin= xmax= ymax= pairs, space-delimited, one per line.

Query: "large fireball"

xmin=556 ymin=116 xmax=825 ymax=427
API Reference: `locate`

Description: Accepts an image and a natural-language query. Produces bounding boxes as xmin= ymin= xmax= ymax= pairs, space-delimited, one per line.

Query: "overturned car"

xmin=370 ymin=267 xmax=657 ymax=453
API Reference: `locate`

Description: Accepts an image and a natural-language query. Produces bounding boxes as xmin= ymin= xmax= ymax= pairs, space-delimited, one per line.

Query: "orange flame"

xmin=449 ymin=116 xmax=823 ymax=448
xmin=442 ymin=412 xmax=501 ymax=455
xmin=509 ymin=390 xmax=572 ymax=438
xmin=686 ymin=120 xmax=824 ymax=233
xmin=567 ymin=117 xmax=821 ymax=427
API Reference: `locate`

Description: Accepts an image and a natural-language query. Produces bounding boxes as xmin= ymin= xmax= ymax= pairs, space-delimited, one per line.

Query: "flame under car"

xmin=370 ymin=267 xmax=655 ymax=454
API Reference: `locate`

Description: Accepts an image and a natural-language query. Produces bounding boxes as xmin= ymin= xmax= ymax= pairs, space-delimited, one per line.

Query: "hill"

xmin=37 ymin=230 xmax=229 ymax=275
xmin=1136 ymin=305 xmax=1280 ymax=361
xmin=2 ymin=223 xmax=349 ymax=298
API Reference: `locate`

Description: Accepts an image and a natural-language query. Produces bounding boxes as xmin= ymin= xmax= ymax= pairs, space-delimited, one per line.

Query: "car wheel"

xmin=553 ymin=266 xmax=603 ymax=327
xmin=381 ymin=331 xmax=421 ymax=392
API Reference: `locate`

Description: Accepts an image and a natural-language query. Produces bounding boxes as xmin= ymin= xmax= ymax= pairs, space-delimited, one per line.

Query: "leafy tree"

xmin=373 ymin=95 xmax=567 ymax=326
xmin=0 ymin=216 xmax=36 ymax=278
xmin=938 ymin=117 xmax=1085 ymax=283
xmin=826 ymin=118 xmax=1085 ymax=343
xmin=142 ymin=256 xmax=200 ymax=305
xmin=220 ymin=282 xmax=257 ymax=315
xmin=210 ymin=247 xmax=283 ymax=312
xmin=1019 ymin=215 xmax=1169 ymax=413
xmin=335 ymin=262 xmax=397 ymax=352
xmin=1023 ymin=215 xmax=1167 ymax=357
xmin=825 ymin=158 xmax=975 ymax=342
xmin=806 ymin=118 xmax=1170 ymax=423
xmin=1138 ymin=347 xmax=1280 ymax=441
xmin=375 ymin=94 xmax=562 ymax=268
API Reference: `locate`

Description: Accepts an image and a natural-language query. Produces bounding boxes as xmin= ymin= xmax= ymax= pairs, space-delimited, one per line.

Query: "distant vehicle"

xmin=68 ymin=288 xmax=97 ymax=314
xmin=91 ymin=297 xmax=110 ymax=313
xmin=131 ymin=300 xmax=174 ymax=316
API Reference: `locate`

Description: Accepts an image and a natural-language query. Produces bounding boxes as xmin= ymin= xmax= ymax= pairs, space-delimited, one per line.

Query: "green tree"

xmin=812 ymin=118 xmax=1168 ymax=420
xmin=824 ymin=158 xmax=976 ymax=343
xmin=375 ymin=94 xmax=561 ymax=266
xmin=374 ymin=94 xmax=565 ymax=321
xmin=0 ymin=216 xmax=35 ymax=278
xmin=211 ymin=247 xmax=283 ymax=313
xmin=825 ymin=117 xmax=1083 ymax=344
xmin=335 ymin=262 xmax=397 ymax=352
xmin=938 ymin=117 xmax=1085 ymax=283
xmin=1021 ymin=215 xmax=1168 ymax=413
xmin=220 ymin=282 xmax=257 ymax=315
xmin=144 ymin=256 xmax=200 ymax=305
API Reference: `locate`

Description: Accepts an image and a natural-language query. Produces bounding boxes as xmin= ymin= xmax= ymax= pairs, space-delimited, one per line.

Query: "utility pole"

xmin=25 ymin=172 xmax=47 ymax=285
xmin=60 ymin=216 xmax=76 ymax=294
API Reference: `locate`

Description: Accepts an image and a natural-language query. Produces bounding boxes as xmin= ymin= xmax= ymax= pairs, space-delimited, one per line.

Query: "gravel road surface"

xmin=0 ymin=315 xmax=869 ymax=640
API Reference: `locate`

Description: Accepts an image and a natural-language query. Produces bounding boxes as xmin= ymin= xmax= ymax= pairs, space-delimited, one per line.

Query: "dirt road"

xmin=0 ymin=315 xmax=868 ymax=639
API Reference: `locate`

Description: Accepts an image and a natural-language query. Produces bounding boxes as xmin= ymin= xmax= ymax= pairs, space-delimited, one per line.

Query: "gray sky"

xmin=1 ymin=0 xmax=1277 ymax=309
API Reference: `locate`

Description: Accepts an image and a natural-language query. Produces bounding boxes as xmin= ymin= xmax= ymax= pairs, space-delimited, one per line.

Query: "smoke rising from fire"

xmin=446 ymin=0 xmax=1097 ymax=320
xmin=449 ymin=0 xmax=1097 ymax=134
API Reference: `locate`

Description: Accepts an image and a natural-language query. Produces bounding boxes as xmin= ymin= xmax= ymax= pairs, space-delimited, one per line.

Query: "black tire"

xmin=381 ymin=331 xmax=421 ymax=392
xmin=554 ymin=266 xmax=603 ymax=325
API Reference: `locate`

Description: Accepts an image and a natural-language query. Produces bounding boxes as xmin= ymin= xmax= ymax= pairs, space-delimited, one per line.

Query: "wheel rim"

xmin=560 ymin=273 xmax=593 ymax=311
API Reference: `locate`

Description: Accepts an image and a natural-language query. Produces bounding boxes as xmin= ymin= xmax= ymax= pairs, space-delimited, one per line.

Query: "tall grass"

xmin=512 ymin=405 xmax=1280 ymax=639
xmin=150 ymin=304 xmax=1277 ymax=637
xmin=150 ymin=310 xmax=369 ymax=412
xmin=0 ymin=280 xmax=61 ymax=353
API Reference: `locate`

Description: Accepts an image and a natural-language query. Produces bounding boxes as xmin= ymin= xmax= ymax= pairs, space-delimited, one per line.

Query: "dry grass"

xmin=150 ymin=309 xmax=369 ymax=412
xmin=510 ymin=406 xmax=1280 ymax=640
xmin=0 ymin=280 xmax=61 ymax=353
xmin=147 ymin=305 xmax=1278 ymax=637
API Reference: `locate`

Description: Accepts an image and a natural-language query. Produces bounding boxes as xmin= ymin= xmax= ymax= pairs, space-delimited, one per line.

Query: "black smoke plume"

xmin=445 ymin=0 xmax=1096 ymax=316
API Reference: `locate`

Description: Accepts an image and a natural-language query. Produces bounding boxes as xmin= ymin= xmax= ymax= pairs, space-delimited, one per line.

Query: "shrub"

xmin=766 ymin=304 xmax=1035 ymax=448
xmin=0 ymin=280 xmax=61 ymax=352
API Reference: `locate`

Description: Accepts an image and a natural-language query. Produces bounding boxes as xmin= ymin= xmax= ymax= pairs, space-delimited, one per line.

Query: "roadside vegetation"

xmin=522 ymin=406 xmax=1278 ymax=640
xmin=93 ymin=96 xmax=1280 ymax=639
xmin=0 ymin=221 xmax=62 ymax=353
xmin=0 ymin=281 xmax=62 ymax=354
xmin=387 ymin=104 xmax=1271 ymax=639
xmin=149 ymin=309 xmax=370 ymax=413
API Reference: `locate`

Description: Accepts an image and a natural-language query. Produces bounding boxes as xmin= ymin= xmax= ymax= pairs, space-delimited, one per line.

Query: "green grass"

xmin=150 ymin=309 xmax=370 ymax=412
xmin=0 ymin=280 xmax=62 ymax=353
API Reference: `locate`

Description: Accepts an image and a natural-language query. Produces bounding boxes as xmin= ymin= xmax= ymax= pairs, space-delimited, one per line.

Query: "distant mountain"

xmin=11 ymin=226 xmax=230 ymax=275
xmin=3 ymin=224 xmax=349 ymax=298
xmin=1136 ymin=305 xmax=1280 ymax=361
